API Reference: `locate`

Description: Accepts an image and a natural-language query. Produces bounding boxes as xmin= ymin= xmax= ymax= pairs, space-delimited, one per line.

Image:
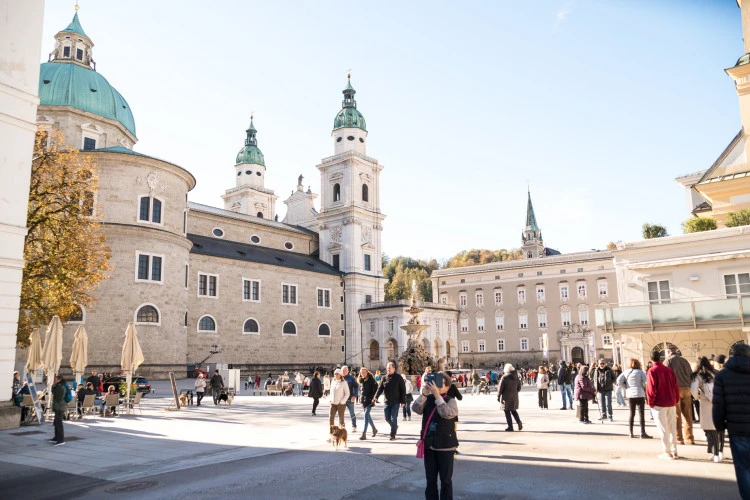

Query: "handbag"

xmin=416 ymin=406 xmax=438 ymax=459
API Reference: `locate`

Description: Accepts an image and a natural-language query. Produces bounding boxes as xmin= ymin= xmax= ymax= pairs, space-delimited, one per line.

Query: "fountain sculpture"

xmin=397 ymin=281 xmax=438 ymax=375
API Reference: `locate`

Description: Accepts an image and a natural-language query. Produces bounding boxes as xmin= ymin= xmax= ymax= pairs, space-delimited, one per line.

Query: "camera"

xmin=425 ymin=373 xmax=443 ymax=388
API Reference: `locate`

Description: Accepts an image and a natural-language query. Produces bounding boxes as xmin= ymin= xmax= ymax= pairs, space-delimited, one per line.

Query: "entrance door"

xmin=571 ymin=346 xmax=584 ymax=365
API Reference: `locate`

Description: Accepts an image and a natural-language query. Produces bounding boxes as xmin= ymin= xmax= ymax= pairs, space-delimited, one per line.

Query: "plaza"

xmin=0 ymin=384 xmax=740 ymax=499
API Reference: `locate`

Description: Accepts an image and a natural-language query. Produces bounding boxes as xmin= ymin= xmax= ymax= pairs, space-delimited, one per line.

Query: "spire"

xmin=245 ymin=114 xmax=258 ymax=147
xmin=342 ymin=72 xmax=357 ymax=109
xmin=525 ymin=188 xmax=539 ymax=231
xmin=61 ymin=11 xmax=89 ymax=40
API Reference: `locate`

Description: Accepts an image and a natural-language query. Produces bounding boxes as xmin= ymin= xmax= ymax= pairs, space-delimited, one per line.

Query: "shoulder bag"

xmin=416 ymin=405 xmax=438 ymax=459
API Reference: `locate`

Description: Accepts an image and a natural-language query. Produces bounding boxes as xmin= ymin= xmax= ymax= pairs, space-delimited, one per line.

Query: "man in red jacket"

xmin=646 ymin=350 xmax=681 ymax=459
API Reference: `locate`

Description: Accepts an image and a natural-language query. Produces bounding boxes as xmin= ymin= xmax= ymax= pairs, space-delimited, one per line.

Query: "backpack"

xmin=564 ymin=366 xmax=574 ymax=384
xmin=64 ymin=383 xmax=73 ymax=403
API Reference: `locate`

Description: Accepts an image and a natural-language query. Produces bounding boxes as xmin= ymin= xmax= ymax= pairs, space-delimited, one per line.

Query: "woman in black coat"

xmin=308 ymin=371 xmax=323 ymax=416
xmin=358 ymin=368 xmax=379 ymax=440
xmin=498 ymin=363 xmax=523 ymax=431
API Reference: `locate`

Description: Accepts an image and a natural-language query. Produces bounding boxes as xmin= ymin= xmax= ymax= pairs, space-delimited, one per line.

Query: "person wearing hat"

xmin=329 ymin=369 xmax=350 ymax=428
xmin=194 ymin=373 xmax=206 ymax=406
xmin=591 ymin=359 xmax=615 ymax=421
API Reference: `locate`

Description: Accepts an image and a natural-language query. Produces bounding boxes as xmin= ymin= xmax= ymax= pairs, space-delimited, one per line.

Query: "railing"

xmin=595 ymin=295 xmax=749 ymax=332
xmin=359 ymin=299 xmax=459 ymax=311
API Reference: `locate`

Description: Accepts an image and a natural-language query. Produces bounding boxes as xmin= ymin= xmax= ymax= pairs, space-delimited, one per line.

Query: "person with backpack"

xmin=51 ymin=375 xmax=68 ymax=446
xmin=557 ymin=361 xmax=574 ymax=410
xmin=592 ymin=359 xmax=615 ymax=421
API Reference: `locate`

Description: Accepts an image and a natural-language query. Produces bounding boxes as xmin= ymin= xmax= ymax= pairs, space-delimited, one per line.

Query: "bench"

xmin=252 ymin=388 xmax=282 ymax=396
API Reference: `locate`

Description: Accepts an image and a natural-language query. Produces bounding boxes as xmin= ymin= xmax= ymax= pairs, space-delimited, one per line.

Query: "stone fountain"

xmin=397 ymin=281 xmax=438 ymax=376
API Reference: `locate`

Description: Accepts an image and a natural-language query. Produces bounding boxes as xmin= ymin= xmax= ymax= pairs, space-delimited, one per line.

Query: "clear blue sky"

xmin=40 ymin=1 xmax=743 ymax=262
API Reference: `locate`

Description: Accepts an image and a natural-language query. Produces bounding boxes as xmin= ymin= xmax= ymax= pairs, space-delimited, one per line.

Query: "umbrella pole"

xmin=46 ymin=370 xmax=55 ymax=420
xmin=126 ymin=372 xmax=132 ymax=415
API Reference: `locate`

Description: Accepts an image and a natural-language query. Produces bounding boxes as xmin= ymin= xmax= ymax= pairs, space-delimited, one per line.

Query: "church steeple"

xmin=525 ymin=189 xmax=539 ymax=231
xmin=332 ymin=73 xmax=368 ymax=154
xmin=48 ymin=9 xmax=95 ymax=70
xmin=521 ymin=188 xmax=545 ymax=259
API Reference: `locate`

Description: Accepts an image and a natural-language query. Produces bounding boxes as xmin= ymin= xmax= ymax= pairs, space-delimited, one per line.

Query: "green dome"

xmin=333 ymin=77 xmax=367 ymax=131
xmin=39 ymin=62 xmax=136 ymax=136
xmin=236 ymin=119 xmax=265 ymax=166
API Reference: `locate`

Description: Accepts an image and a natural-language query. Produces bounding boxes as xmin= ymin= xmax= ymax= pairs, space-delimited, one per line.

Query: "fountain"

xmin=397 ymin=281 xmax=438 ymax=376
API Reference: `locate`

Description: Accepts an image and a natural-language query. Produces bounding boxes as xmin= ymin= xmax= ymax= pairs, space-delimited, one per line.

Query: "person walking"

xmin=255 ymin=373 xmax=261 ymax=389
xmin=358 ymin=368 xmax=378 ymax=440
xmin=617 ymin=358 xmax=651 ymax=439
xmin=403 ymin=376 xmax=414 ymax=421
xmin=646 ymin=351 xmax=681 ymax=459
xmin=323 ymin=373 xmax=331 ymax=397
xmin=713 ymin=343 xmax=750 ymax=499
xmin=690 ymin=357 xmax=723 ymax=462
xmin=536 ymin=365 xmax=549 ymax=409
xmin=295 ymin=371 xmax=304 ymax=396
xmin=664 ymin=347 xmax=695 ymax=445
xmin=498 ymin=363 xmax=522 ymax=431
xmin=612 ymin=364 xmax=626 ymax=407
xmin=194 ymin=373 xmax=206 ymax=406
xmin=210 ymin=370 xmax=224 ymax=405
xmin=412 ymin=372 xmax=459 ymax=500
xmin=374 ymin=361 xmax=406 ymax=440
xmin=592 ymin=359 xmax=615 ymax=421
xmin=574 ymin=365 xmax=596 ymax=424
xmin=341 ymin=365 xmax=358 ymax=432
xmin=308 ymin=371 xmax=323 ymax=416
xmin=50 ymin=375 xmax=67 ymax=446
xmin=471 ymin=369 xmax=481 ymax=396
xmin=328 ymin=369 xmax=350 ymax=428
xmin=558 ymin=361 xmax=574 ymax=411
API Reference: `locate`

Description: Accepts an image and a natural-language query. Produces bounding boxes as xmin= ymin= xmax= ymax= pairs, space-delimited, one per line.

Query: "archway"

xmin=386 ymin=338 xmax=398 ymax=361
xmin=369 ymin=340 xmax=380 ymax=371
xmin=651 ymin=342 xmax=679 ymax=362
xmin=571 ymin=346 xmax=584 ymax=366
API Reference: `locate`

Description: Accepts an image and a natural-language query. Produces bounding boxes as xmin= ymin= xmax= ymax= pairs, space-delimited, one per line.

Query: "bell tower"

xmin=521 ymin=189 xmax=545 ymax=259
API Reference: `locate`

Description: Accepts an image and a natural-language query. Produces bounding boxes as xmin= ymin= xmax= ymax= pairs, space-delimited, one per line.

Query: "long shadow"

xmin=458 ymin=453 xmax=602 ymax=465
xmin=531 ymin=430 xmax=626 ymax=437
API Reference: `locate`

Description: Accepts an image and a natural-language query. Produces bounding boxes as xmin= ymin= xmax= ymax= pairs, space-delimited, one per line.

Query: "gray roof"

xmin=187 ymin=233 xmax=341 ymax=277
xmin=188 ymin=202 xmax=318 ymax=236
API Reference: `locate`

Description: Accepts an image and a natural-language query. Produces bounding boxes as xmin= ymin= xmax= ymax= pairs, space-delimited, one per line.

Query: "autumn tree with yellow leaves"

xmin=17 ymin=131 xmax=111 ymax=346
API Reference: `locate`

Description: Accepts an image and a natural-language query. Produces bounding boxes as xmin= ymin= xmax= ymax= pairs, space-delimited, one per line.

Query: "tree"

xmin=726 ymin=209 xmax=750 ymax=228
xmin=641 ymin=223 xmax=668 ymax=239
xmin=682 ymin=216 xmax=717 ymax=234
xmin=17 ymin=131 xmax=111 ymax=347
xmin=383 ymin=256 xmax=434 ymax=302
xmin=444 ymin=248 xmax=523 ymax=268
xmin=605 ymin=241 xmax=618 ymax=250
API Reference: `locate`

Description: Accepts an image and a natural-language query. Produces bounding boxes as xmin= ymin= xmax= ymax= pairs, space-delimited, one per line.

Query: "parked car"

xmin=103 ymin=376 xmax=151 ymax=396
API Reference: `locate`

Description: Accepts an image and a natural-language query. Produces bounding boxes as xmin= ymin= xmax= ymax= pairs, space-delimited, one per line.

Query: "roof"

xmin=188 ymin=233 xmax=341 ymax=276
xmin=39 ymin=62 xmax=136 ymax=136
xmin=188 ymin=202 xmax=318 ymax=236
xmin=698 ymin=130 xmax=748 ymax=185
xmin=525 ymin=189 xmax=539 ymax=231
xmin=60 ymin=13 xmax=89 ymax=39
xmin=333 ymin=78 xmax=367 ymax=131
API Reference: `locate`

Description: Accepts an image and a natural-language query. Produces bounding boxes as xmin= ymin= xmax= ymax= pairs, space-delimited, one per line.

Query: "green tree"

xmin=726 ymin=209 xmax=750 ymax=228
xmin=383 ymin=256 xmax=434 ymax=302
xmin=682 ymin=216 xmax=717 ymax=234
xmin=642 ymin=223 xmax=668 ymax=239
xmin=17 ymin=130 xmax=111 ymax=347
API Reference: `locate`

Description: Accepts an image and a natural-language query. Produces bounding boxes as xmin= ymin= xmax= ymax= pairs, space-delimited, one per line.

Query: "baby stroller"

xmin=282 ymin=382 xmax=294 ymax=396
xmin=478 ymin=379 xmax=490 ymax=394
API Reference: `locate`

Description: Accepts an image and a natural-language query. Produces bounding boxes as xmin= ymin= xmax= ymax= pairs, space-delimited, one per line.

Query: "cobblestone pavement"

xmin=0 ymin=382 xmax=740 ymax=499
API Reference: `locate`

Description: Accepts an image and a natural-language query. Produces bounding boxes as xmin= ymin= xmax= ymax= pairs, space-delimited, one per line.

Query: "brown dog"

xmin=330 ymin=425 xmax=348 ymax=449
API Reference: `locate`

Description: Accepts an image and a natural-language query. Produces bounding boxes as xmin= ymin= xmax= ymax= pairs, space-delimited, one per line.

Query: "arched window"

xmin=333 ymin=183 xmax=341 ymax=202
xmin=370 ymin=340 xmax=380 ymax=359
xmin=243 ymin=318 xmax=259 ymax=335
xmin=135 ymin=304 xmax=159 ymax=324
xmin=362 ymin=184 xmax=369 ymax=202
xmin=527 ymin=251 xmax=533 ymax=259
xmin=198 ymin=315 xmax=216 ymax=332
xmin=445 ymin=341 xmax=451 ymax=357
xmin=282 ymin=320 xmax=297 ymax=335
xmin=318 ymin=323 xmax=331 ymax=336
xmin=256 ymin=212 xmax=264 ymax=218
xmin=67 ymin=306 xmax=84 ymax=323
xmin=386 ymin=338 xmax=398 ymax=360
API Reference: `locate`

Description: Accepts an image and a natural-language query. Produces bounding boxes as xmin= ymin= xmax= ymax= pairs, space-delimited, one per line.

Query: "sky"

xmin=40 ymin=0 xmax=743 ymax=262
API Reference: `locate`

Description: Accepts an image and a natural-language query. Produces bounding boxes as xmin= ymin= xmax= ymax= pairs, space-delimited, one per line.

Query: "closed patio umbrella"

xmin=120 ymin=323 xmax=144 ymax=414
xmin=70 ymin=325 xmax=88 ymax=387
xmin=41 ymin=316 xmax=64 ymax=415
xmin=26 ymin=328 xmax=43 ymax=374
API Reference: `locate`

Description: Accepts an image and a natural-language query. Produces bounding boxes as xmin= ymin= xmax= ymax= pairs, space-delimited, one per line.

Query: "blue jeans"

xmin=346 ymin=400 xmax=357 ymax=429
xmin=616 ymin=387 xmax=626 ymax=406
xmin=599 ymin=390 xmax=613 ymax=419
xmin=384 ymin=403 xmax=400 ymax=436
xmin=730 ymin=434 xmax=750 ymax=500
xmin=363 ymin=405 xmax=375 ymax=433
xmin=561 ymin=384 xmax=573 ymax=408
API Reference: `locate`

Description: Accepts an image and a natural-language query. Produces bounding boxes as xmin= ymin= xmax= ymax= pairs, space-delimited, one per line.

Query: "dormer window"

xmin=76 ymin=48 xmax=83 ymax=60
xmin=63 ymin=46 xmax=71 ymax=57
xmin=83 ymin=137 xmax=96 ymax=151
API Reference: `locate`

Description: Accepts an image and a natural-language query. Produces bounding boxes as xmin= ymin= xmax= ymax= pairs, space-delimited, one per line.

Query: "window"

xmin=472 ymin=292 xmax=482 ymax=307
xmin=243 ymin=318 xmax=259 ymax=335
xmin=243 ymin=279 xmax=261 ymax=302
xmin=602 ymin=334 xmax=613 ymax=346
xmin=561 ymin=311 xmax=571 ymax=326
xmin=461 ymin=341 xmax=470 ymax=353
xmin=496 ymin=315 xmax=504 ymax=331
xmin=282 ymin=320 xmax=297 ymax=335
xmin=333 ymin=183 xmax=341 ymax=202
xmin=76 ymin=48 xmax=83 ymax=60
xmin=198 ymin=315 xmax=216 ymax=332
xmin=560 ymin=285 xmax=569 ymax=300
xmin=135 ymin=304 xmax=160 ymax=324
xmin=520 ymin=338 xmax=529 ymax=351
xmin=136 ymin=252 xmax=163 ymax=283
xmin=341 ymin=329 xmax=345 ymax=337
xmin=63 ymin=46 xmax=71 ymax=57
xmin=362 ymin=184 xmax=369 ymax=202
xmin=250 ymin=235 xmax=261 ymax=244
xmin=518 ymin=273 xmax=524 ymax=278
xmin=388 ymin=319 xmax=394 ymax=331
xmin=476 ymin=316 xmax=485 ymax=331
xmin=577 ymin=283 xmax=587 ymax=299
xmin=364 ymin=254 xmax=371 ymax=271
xmin=341 ymin=345 xmax=345 ymax=352
xmin=538 ymin=313 xmax=547 ymax=328
xmin=332 ymin=254 xmax=340 ymax=269
xmin=83 ymin=137 xmax=96 ymax=151
xmin=317 ymin=288 xmax=331 ymax=308
xmin=441 ymin=296 xmax=447 ymax=304
xmin=460 ymin=317 xmax=469 ymax=332
xmin=284 ymin=242 xmax=294 ymax=250
xmin=598 ymin=282 xmax=608 ymax=297
xmin=184 ymin=264 xmax=189 ymax=288
xmin=447 ymin=320 xmax=452 ymax=333
xmin=517 ymin=289 xmax=526 ymax=304
xmin=212 ymin=228 xmax=224 ymax=238
xmin=560 ymin=269 xmax=567 ymax=274
xmin=435 ymin=320 xmax=440 ymax=334
xmin=198 ymin=273 xmax=218 ymax=298
xmin=519 ymin=314 xmax=528 ymax=329
xmin=184 ymin=311 xmax=188 ymax=327
xmin=578 ymin=267 xmax=584 ymax=273
xmin=497 ymin=339 xmax=505 ymax=351
xmin=67 ymin=306 xmax=84 ymax=323
xmin=494 ymin=290 xmax=503 ymax=305
xmin=282 ymin=284 xmax=298 ymax=305
xmin=138 ymin=196 xmax=162 ymax=224
xmin=459 ymin=293 xmax=467 ymax=308
xmin=370 ymin=320 xmax=375 ymax=333
xmin=579 ymin=310 xmax=589 ymax=325
xmin=536 ymin=286 xmax=545 ymax=302
xmin=647 ymin=280 xmax=671 ymax=304
xmin=478 ymin=340 xmax=486 ymax=352
xmin=724 ymin=273 xmax=750 ymax=297
xmin=318 ymin=323 xmax=331 ymax=336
